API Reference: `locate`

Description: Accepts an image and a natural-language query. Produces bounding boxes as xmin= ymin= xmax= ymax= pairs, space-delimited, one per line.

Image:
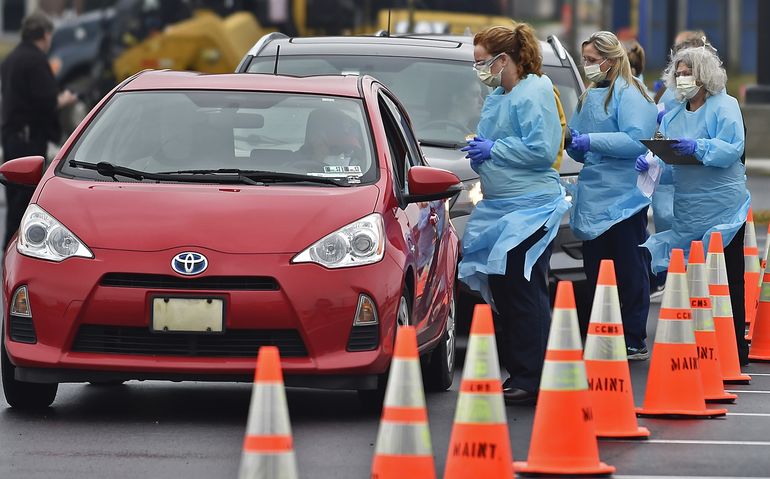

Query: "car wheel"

xmin=423 ymin=289 xmax=456 ymax=391
xmin=1 ymin=338 xmax=58 ymax=409
xmin=358 ymin=285 xmax=412 ymax=410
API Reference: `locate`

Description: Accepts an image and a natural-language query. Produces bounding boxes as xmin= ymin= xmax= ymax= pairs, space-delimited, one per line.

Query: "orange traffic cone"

xmin=371 ymin=326 xmax=435 ymax=479
xmin=514 ymin=281 xmax=615 ymax=476
xmin=637 ymin=249 xmax=727 ymax=418
xmin=443 ymin=304 xmax=513 ymax=479
xmin=239 ymin=346 xmax=298 ymax=479
xmin=583 ymin=260 xmax=649 ymax=439
xmin=707 ymin=231 xmax=751 ymax=383
xmin=749 ymin=271 xmax=770 ymax=360
xmin=744 ymin=208 xmax=761 ymax=340
xmin=688 ymin=241 xmax=737 ymax=403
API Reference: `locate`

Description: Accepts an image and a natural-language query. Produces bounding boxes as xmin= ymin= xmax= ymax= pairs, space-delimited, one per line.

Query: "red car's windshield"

xmin=61 ymin=90 xmax=376 ymax=185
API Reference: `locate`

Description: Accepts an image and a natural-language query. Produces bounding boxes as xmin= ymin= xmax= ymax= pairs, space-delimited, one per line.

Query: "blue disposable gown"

xmin=643 ymin=91 xmax=750 ymax=272
xmin=567 ymin=77 xmax=658 ymax=240
xmin=458 ymin=74 xmax=571 ymax=307
xmin=652 ymin=91 xmax=678 ymax=233
xmin=658 ymin=87 xmax=680 ymax=113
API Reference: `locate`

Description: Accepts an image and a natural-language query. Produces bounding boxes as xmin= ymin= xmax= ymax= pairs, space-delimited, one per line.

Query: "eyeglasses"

xmin=472 ymin=53 xmax=504 ymax=71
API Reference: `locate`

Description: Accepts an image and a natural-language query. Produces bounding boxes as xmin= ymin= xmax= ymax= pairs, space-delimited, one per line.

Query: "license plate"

xmin=151 ymin=297 xmax=224 ymax=333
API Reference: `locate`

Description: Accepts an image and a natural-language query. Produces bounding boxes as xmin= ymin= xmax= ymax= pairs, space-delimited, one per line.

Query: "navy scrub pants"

xmin=488 ymin=227 xmax=553 ymax=393
xmin=724 ymin=223 xmax=749 ymax=364
xmin=581 ymin=207 xmax=650 ymax=350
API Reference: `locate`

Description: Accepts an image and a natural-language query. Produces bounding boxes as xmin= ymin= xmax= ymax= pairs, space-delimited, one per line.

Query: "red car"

xmin=0 ymin=71 xmax=460 ymax=409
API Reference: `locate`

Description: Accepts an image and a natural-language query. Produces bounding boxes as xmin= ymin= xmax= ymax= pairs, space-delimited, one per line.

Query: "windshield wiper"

xmin=69 ymin=161 xmax=261 ymax=185
xmin=159 ymin=169 xmax=350 ymax=187
xmin=418 ymin=138 xmax=465 ymax=149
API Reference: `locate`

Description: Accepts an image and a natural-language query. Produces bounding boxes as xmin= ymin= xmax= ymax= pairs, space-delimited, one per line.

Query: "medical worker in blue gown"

xmin=566 ymin=31 xmax=657 ymax=360
xmin=458 ymin=24 xmax=570 ymax=406
xmin=637 ymin=45 xmax=750 ymax=364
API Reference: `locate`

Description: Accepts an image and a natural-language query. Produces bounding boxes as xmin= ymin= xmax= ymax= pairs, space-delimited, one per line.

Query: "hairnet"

xmin=664 ymin=45 xmax=726 ymax=102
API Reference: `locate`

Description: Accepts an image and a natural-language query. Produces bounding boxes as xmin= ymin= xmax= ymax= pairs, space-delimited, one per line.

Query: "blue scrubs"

xmin=458 ymin=74 xmax=570 ymax=392
xmin=567 ymin=77 xmax=657 ymax=349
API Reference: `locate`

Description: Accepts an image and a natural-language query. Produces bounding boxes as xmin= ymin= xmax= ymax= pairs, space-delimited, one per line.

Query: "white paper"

xmin=637 ymin=152 xmax=661 ymax=198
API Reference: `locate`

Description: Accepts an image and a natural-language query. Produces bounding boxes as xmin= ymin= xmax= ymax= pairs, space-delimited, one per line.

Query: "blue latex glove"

xmin=672 ymin=138 xmax=697 ymax=156
xmin=653 ymin=79 xmax=664 ymax=93
xmin=656 ymin=109 xmax=666 ymax=125
xmin=635 ymin=154 xmax=649 ymax=172
xmin=570 ymin=133 xmax=590 ymax=153
xmin=461 ymin=136 xmax=494 ymax=165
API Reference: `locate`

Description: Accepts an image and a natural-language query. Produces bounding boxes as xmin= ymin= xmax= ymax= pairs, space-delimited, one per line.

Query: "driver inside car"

xmin=295 ymin=107 xmax=363 ymax=170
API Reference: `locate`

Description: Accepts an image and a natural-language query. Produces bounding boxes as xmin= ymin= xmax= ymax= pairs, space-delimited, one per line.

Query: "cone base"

xmin=636 ymin=407 xmax=727 ymax=418
xmin=513 ymin=461 xmax=615 ymax=476
xmin=705 ymin=392 xmax=738 ymax=403
xmin=749 ymin=353 xmax=770 ymax=361
xmin=596 ymin=426 xmax=650 ymax=439
xmin=723 ymin=374 xmax=751 ymax=384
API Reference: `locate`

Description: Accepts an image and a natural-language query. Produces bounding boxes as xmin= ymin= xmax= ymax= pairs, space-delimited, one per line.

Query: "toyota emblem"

xmin=171 ymin=252 xmax=208 ymax=276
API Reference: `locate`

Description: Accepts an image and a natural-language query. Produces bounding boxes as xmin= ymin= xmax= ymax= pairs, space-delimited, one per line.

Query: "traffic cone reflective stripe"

xmin=753 ymin=223 xmax=770 ymax=340
xmin=707 ymin=232 xmax=752 ymax=383
xmin=239 ymin=346 xmax=298 ymax=479
xmin=745 ymin=208 xmax=761 ymax=338
xmin=514 ymin=281 xmax=615 ymax=476
xmin=372 ymin=326 xmax=434 ymax=479
xmin=584 ymin=260 xmax=650 ymax=438
xmin=749 ymin=272 xmax=770 ymax=360
xmin=637 ymin=249 xmax=727 ymax=418
xmin=444 ymin=305 xmax=513 ymax=479
xmin=688 ymin=241 xmax=737 ymax=403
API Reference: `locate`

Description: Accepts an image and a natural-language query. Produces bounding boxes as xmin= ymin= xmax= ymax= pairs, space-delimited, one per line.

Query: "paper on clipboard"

xmin=640 ymin=139 xmax=701 ymax=165
xmin=636 ymin=151 xmax=661 ymax=198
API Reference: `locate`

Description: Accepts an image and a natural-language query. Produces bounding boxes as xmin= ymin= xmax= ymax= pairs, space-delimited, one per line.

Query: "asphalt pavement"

xmin=1 ymin=301 xmax=770 ymax=478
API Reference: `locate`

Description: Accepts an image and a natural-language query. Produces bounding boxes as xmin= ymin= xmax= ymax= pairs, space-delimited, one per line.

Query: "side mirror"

xmin=0 ymin=156 xmax=45 ymax=187
xmin=404 ymin=166 xmax=462 ymax=203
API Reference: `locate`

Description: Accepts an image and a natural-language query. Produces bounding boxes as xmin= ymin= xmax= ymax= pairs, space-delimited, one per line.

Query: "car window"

xmin=377 ymin=94 xmax=410 ymax=192
xmin=379 ymin=93 xmax=423 ymax=168
xmin=60 ymin=90 xmax=376 ymax=185
xmin=249 ymin=55 xmax=489 ymax=146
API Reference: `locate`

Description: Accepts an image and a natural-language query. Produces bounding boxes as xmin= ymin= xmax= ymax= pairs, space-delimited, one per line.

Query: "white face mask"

xmin=676 ymin=75 xmax=701 ymax=100
xmin=476 ymin=66 xmax=505 ymax=88
xmin=584 ymin=59 xmax=608 ymax=83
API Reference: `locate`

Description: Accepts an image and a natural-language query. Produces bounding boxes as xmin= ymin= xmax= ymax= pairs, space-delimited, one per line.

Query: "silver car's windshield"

xmin=247 ymin=55 xmax=580 ymax=145
xmin=249 ymin=56 xmax=488 ymax=145
xmin=61 ymin=90 xmax=376 ymax=184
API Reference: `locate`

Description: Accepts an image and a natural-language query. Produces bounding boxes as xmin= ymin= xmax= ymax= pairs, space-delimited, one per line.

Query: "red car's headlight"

xmin=17 ymin=204 xmax=93 ymax=262
xmin=291 ymin=213 xmax=384 ymax=269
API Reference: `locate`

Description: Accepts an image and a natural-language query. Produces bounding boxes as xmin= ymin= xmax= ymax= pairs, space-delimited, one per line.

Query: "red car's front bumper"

xmin=3 ymin=245 xmax=408 ymax=389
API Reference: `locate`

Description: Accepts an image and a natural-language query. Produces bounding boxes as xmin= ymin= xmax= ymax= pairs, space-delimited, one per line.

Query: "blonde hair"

xmin=474 ymin=24 xmax=543 ymax=79
xmin=578 ymin=31 xmax=652 ymax=112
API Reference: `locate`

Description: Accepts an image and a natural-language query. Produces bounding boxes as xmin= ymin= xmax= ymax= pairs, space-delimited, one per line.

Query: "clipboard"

xmin=640 ymin=139 xmax=701 ymax=165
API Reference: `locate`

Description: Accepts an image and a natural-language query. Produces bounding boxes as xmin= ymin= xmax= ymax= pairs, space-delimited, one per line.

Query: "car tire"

xmin=423 ymin=289 xmax=456 ymax=392
xmin=1 ymin=339 xmax=58 ymax=409
xmin=357 ymin=285 xmax=412 ymax=411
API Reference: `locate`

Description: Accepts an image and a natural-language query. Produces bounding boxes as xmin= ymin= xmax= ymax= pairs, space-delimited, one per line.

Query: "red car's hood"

xmin=37 ymin=179 xmax=381 ymax=253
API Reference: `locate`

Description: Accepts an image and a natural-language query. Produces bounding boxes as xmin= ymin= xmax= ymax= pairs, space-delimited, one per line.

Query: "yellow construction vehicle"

xmin=113 ymin=8 xmax=273 ymax=82
xmin=374 ymin=8 xmax=515 ymax=35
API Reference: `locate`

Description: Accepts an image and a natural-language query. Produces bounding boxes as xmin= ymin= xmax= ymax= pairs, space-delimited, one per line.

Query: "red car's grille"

xmin=99 ymin=273 xmax=279 ymax=291
xmin=71 ymin=325 xmax=307 ymax=357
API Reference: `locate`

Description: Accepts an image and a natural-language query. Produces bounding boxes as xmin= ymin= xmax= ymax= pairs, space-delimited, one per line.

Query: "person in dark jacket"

xmin=1 ymin=12 xmax=76 ymax=248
